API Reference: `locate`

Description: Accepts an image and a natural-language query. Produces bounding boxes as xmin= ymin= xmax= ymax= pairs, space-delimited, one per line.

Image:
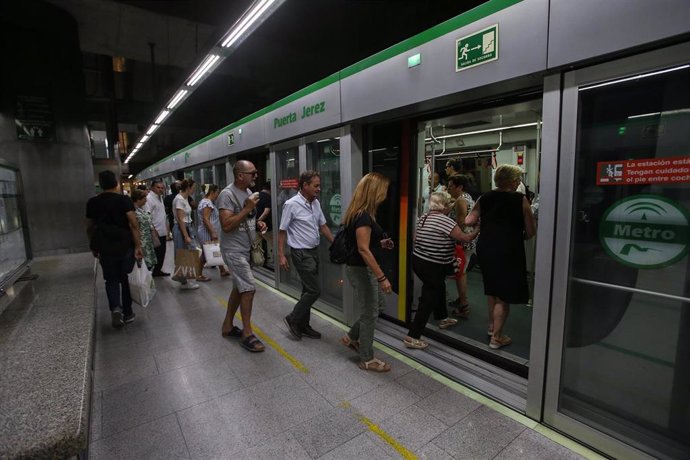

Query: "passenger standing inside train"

xmin=340 ymin=172 xmax=395 ymax=372
xmin=445 ymin=175 xmax=476 ymax=318
xmin=146 ymin=179 xmax=170 ymax=277
xmin=197 ymin=184 xmax=230 ymax=278
xmin=132 ymin=189 xmax=158 ymax=271
xmin=86 ymin=170 xmax=144 ymax=328
xmin=278 ymin=171 xmax=334 ymax=340
xmin=403 ymin=192 xmax=477 ymax=350
xmin=465 ymin=165 xmax=536 ymax=349
xmin=217 ymin=160 xmax=267 ymax=352
xmin=171 ymin=179 xmax=200 ymax=290
xmin=164 ymin=180 xmax=181 ymax=241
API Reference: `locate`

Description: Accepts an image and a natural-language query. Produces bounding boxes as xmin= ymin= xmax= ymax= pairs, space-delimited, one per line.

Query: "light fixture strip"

xmin=167 ymin=89 xmax=188 ymax=109
xmin=140 ymin=135 xmax=150 ymax=142
xmin=222 ymin=0 xmax=272 ymax=47
xmin=424 ymin=122 xmax=540 ymax=141
xmin=154 ymin=110 xmax=171 ymax=125
xmin=579 ymin=64 xmax=690 ymax=92
xmin=188 ymin=55 xmax=220 ymax=86
xmin=146 ymin=124 xmax=159 ymax=136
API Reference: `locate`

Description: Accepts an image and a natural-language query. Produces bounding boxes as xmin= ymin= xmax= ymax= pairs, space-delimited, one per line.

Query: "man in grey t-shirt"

xmin=217 ymin=160 xmax=267 ymax=352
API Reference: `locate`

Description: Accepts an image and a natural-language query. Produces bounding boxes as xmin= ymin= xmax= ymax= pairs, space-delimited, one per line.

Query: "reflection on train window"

xmin=275 ymin=146 xmax=302 ymax=293
xmin=0 ymin=166 xmax=29 ymax=284
xmin=414 ymin=99 xmax=543 ymax=366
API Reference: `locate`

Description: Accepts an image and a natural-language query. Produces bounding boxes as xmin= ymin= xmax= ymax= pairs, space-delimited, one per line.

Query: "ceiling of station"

xmin=45 ymin=0 xmax=486 ymax=172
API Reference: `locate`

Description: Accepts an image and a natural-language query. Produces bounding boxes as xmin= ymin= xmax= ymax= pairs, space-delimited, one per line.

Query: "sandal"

xmin=341 ymin=335 xmax=360 ymax=353
xmin=452 ymin=304 xmax=470 ymax=319
xmin=489 ymin=335 xmax=512 ymax=349
xmin=241 ymin=334 xmax=265 ymax=352
xmin=358 ymin=358 xmax=391 ymax=372
xmin=438 ymin=318 xmax=458 ymax=329
xmin=220 ymin=270 xmax=230 ymax=277
xmin=221 ymin=325 xmax=242 ymax=338
xmin=196 ymin=275 xmax=211 ymax=282
xmin=403 ymin=337 xmax=429 ymax=349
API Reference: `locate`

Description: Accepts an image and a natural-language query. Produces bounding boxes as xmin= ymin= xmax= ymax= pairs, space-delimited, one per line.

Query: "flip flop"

xmin=358 ymin=358 xmax=391 ymax=372
xmin=241 ymin=334 xmax=265 ymax=352
xmin=222 ymin=326 xmax=242 ymax=338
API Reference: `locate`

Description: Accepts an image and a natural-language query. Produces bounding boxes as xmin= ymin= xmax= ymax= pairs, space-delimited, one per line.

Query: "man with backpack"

xmin=278 ymin=170 xmax=334 ymax=340
xmin=86 ymin=170 xmax=144 ymax=328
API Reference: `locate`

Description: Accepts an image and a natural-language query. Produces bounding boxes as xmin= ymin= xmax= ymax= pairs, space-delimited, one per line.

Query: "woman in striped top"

xmin=197 ymin=184 xmax=230 ymax=278
xmin=403 ymin=192 xmax=478 ymax=350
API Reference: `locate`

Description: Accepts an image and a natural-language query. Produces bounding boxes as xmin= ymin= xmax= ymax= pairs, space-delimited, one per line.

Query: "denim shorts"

xmin=222 ymin=250 xmax=255 ymax=293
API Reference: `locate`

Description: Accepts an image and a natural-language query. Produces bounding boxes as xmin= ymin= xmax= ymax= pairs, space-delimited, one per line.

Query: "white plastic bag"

xmin=129 ymin=262 xmax=156 ymax=307
xmin=203 ymin=242 xmax=225 ymax=267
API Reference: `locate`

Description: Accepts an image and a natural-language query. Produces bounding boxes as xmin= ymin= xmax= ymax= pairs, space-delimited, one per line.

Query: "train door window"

xmin=306 ymin=135 xmax=343 ymax=310
xmin=415 ymin=99 xmax=542 ymax=368
xmin=554 ymin=63 xmax=690 ymax=459
xmin=275 ymin=144 xmax=302 ymax=292
xmin=214 ymin=164 xmax=227 ymax=189
xmin=366 ymin=122 xmax=405 ymax=320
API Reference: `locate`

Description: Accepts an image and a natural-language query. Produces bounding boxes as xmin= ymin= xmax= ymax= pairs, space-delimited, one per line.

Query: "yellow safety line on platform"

xmin=214 ymin=296 xmax=309 ymax=374
xmin=339 ymin=402 xmax=417 ymax=460
xmin=255 ymin=279 xmax=605 ymax=460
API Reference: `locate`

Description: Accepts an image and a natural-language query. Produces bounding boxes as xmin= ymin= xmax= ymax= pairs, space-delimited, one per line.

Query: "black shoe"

xmin=111 ymin=308 xmax=124 ymax=328
xmin=152 ymin=271 xmax=170 ymax=277
xmin=284 ymin=315 xmax=302 ymax=340
xmin=301 ymin=325 xmax=321 ymax=339
xmin=123 ymin=312 xmax=136 ymax=324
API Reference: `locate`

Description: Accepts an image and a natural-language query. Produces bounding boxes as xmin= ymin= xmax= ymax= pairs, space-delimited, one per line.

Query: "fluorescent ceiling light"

xmin=167 ymin=89 xmax=188 ymax=109
xmin=146 ymin=124 xmax=160 ymax=136
xmin=128 ymin=174 xmax=133 ymax=179
xmin=628 ymin=112 xmax=661 ymax=119
xmin=187 ymin=55 xmax=220 ymax=86
xmin=580 ymin=64 xmax=690 ymax=91
xmin=140 ymin=135 xmax=150 ymax=143
xmin=222 ymin=0 xmax=274 ymax=48
xmin=154 ymin=110 xmax=171 ymax=125
xmin=424 ymin=122 xmax=540 ymax=141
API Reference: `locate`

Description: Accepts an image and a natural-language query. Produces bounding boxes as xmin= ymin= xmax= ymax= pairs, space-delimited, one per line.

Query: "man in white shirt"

xmin=145 ymin=179 xmax=169 ymax=276
xmin=278 ymin=170 xmax=334 ymax=340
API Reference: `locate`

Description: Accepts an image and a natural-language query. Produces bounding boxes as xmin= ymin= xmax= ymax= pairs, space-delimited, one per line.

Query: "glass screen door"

xmin=545 ymin=44 xmax=690 ymax=460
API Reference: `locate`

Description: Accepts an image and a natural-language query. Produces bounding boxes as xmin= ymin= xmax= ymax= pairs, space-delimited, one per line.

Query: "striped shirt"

xmin=413 ymin=212 xmax=458 ymax=264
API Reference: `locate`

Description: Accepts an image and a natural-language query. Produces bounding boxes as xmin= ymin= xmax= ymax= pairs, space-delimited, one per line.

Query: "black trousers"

xmin=408 ymin=255 xmax=449 ymax=339
xmin=153 ymin=236 xmax=167 ymax=274
xmin=99 ymin=249 xmax=136 ymax=315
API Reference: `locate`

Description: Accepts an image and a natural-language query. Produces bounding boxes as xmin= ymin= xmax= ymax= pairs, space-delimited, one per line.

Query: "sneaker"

xmin=301 ymin=325 xmax=321 ymax=339
xmin=181 ymin=282 xmax=199 ymax=290
xmin=123 ymin=312 xmax=136 ymax=324
xmin=111 ymin=308 xmax=124 ymax=328
xmin=284 ymin=315 xmax=302 ymax=340
xmin=489 ymin=335 xmax=512 ymax=349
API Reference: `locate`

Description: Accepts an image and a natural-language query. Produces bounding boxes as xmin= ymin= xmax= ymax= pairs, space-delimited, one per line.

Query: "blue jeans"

xmin=99 ymin=249 xmax=136 ymax=315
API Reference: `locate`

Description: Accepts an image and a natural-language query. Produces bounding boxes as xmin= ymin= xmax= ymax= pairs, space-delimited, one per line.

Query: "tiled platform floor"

xmin=89 ymin=250 xmax=598 ymax=459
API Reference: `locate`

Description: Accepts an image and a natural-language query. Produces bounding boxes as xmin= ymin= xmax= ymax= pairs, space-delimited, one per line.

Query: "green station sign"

xmin=456 ymin=24 xmax=498 ymax=72
xmin=599 ymin=195 xmax=690 ymax=269
xmin=274 ymin=101 xmax=326 ymax=129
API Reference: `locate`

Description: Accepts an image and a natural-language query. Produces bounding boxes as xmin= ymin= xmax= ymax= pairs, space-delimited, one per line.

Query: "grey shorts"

xmin=222 ymin=250 xmax=255 ymax=293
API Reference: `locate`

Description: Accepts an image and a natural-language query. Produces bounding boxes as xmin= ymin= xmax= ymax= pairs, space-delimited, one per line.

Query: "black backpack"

xmin=329 ymin=224 xmax=355 ymax=264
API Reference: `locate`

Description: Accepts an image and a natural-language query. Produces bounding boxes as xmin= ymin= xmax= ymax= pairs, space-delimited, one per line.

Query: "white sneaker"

xmin=181 ymin=282 xmax=199 ymax=290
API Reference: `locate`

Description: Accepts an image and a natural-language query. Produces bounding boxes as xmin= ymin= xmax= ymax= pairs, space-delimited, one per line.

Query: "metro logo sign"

xmin=599 ymin=195 xmax=690 ymax=269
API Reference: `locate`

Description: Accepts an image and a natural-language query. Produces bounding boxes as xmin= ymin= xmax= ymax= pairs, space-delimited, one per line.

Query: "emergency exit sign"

xmin=456 ymin=24 xmax=498 ymax=72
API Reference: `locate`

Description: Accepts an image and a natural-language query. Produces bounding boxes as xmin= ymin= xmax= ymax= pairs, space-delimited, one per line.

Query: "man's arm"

xmin=126 ymin=210 xmax=144 ymax=260
xmin=277 ymin=230 xmax=289 ymax=271
xmin=319 ymin=224 xmax=334 ymax=244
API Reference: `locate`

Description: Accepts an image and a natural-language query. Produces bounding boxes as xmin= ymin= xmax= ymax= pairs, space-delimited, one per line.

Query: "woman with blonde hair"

xmin=404 ymin=191 xmax=477 ymax=350
xmin=466 ymin=164 xmax=536 ymax=349
xmin=340 ymin=172 xmax=395 ymax=372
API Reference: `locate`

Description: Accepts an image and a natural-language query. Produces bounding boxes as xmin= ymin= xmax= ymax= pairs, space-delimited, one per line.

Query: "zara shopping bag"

xmin=174 ymin=248 xmax=202 ymax=279
xmin=129 ymin=261 xmax=156 ymax=307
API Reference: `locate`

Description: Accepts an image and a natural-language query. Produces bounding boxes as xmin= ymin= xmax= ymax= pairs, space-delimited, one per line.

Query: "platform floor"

xmin=89 ymin=248 xmax=598 ymax=459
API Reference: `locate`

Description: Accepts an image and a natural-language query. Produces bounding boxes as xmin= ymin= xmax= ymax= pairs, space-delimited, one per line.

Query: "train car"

xmin=137 ymin=1 xmax=690 ymax=458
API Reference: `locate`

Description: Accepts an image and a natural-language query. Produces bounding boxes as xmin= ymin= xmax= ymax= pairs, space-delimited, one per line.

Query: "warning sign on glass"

xmin=596 ymin=156 xmax=690 ymax=186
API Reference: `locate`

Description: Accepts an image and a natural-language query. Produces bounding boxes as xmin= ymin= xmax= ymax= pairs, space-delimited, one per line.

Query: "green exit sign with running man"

xmin=456 ymin=24 xmax=498 ymax=72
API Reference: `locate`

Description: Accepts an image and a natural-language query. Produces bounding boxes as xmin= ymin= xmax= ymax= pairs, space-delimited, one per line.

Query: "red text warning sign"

xmin=596 ymin=156 xmax=690 ymax=186
xmin=280 ymin=178 xmax=299 ymax=189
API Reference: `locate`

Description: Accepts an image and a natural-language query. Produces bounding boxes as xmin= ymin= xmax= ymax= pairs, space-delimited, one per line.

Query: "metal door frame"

xmin=543 ymin=42 xmax=690 ymax=460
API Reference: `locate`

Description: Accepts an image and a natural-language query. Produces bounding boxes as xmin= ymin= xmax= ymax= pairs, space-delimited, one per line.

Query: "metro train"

xmin=136 ymin=1 xmax=690 ymax=458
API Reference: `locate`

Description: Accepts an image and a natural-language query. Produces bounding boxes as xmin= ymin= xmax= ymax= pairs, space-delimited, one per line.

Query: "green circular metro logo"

xmin=599 ymin=195 xmax=690 ymax=269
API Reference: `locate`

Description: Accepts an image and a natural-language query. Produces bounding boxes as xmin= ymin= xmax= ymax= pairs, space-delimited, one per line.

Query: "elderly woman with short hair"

xmin=466 ymin=164 xmax=536 ymax=349
xmin=404 ymin=191 xmax=477 ymax=350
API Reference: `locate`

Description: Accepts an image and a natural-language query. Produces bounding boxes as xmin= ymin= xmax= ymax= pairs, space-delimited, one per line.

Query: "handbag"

xmin=250 ymin=234 xmax=265 ymax=267
xmin=129 ymin=261 xmax=156 ymax=307
xmin=202 ymin=242 xmax=224 ymax=267
xmin=174 ymin=248 xmax=202 ymax=279
xmin=329 ymin=224 xmax=354 ymax=264
xmin=151 ymin=227 xmax=161 ymax=248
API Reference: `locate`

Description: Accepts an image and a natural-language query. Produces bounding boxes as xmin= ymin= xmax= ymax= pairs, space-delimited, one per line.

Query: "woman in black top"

xmin=466 ymin=165 xmax=536 ymax=350
xmin=340 ymin=172 xmax=395 ymax=372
